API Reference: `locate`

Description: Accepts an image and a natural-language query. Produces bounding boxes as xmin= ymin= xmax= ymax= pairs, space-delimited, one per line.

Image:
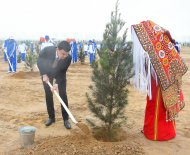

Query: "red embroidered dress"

xmin=144 ymin=77 xmax=176 ymax=141
xmin=132 ymin=20 xmax=188 ymax=141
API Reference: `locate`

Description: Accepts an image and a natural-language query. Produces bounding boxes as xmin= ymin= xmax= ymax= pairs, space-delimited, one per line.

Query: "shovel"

xmin=4 ymin=51 xmax=15 ymax=72
xmin=47 ymin=81 xmax=90 ymax=134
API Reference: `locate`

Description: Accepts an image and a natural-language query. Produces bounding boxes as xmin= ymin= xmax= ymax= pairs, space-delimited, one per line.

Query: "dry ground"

xmin=0 ymin=47 xmax=189 ymax=155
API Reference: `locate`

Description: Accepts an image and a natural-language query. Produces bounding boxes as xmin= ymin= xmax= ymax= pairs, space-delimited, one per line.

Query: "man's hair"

xmin=57 ymin=41 xmax=71 ymax=52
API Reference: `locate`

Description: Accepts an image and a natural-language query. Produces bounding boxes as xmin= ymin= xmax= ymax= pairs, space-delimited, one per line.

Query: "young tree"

xmin=86 ymin=0 xmax=133 ymax=134
xmin=25 ymin=50 xmax=37 ymax=72
xmin=78 ymin=45 xmax=85 ymax=64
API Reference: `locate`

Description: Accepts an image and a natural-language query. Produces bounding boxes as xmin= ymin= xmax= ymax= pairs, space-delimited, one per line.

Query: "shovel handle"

xmin=5 ymin=51 xmax=15 ymax=72
xmin=47 ymin=81 xmax=78 ymax=124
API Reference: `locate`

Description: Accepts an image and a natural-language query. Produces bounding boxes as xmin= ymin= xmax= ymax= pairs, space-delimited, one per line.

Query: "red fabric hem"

xmin=143 ymin=77 xmax=176 ymax=141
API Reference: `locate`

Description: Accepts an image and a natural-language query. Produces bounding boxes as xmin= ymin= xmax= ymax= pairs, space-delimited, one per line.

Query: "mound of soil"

xmin=11 ymin=133 xmax=144 ymax=155
xmin=10 ymin=71 xmax=40 ymax=79
xmin=92 ymin=127 xmax=127 ymax=142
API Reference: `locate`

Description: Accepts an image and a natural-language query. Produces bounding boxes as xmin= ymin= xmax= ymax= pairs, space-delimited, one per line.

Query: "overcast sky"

xmin=0 ymin=0 xmax=190 ymax=42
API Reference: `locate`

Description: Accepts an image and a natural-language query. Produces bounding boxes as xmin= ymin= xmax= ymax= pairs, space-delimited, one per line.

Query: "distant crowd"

xmin=0 ymin=35 xmax=101 ymax=73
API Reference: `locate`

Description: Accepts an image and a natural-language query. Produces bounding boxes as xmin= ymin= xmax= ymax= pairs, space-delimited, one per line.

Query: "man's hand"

xmin=51 ymin=83 xmax=58 ymax=92
xmin=42 ymin=74 xmax=49 ymax=83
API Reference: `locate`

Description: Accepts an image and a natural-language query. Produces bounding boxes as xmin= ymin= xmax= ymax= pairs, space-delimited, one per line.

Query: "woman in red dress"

xmin=143 ymin=77 xmax=176 ymax=141
xmin=132 ymin=20 xmax=188 ymax=141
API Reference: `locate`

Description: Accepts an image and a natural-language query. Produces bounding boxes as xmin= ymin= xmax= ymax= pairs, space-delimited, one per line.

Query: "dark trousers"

xmin=42 ymin=77 xmax=69 ymax=121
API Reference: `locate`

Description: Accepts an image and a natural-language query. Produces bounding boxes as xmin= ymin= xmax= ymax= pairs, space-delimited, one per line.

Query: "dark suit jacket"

xmin=37 ymin=46 xmax=71 ymax=84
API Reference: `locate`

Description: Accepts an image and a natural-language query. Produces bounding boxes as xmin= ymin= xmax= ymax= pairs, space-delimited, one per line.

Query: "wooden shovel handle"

xmin=47 ymin=81 xmax=78 ymax=124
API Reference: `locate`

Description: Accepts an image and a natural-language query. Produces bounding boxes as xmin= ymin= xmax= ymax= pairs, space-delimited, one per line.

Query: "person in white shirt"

xmin=84 ymin=43 xmax=88 ymax=56
xmin=18 ymin=42 xmax=27 ymax=61
xmin=87 ymin=40 xmax=95 ymax=64
xmin=41 ymin=35 xmax=54 ymax=51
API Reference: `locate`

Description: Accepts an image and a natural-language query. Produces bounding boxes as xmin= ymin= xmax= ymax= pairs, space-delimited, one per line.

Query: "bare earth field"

xmin=0 ymin=47 xmax=189 ymax=155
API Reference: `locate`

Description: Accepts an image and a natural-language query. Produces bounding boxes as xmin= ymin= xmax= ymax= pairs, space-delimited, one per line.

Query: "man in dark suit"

xmin=37 ymin=41 xmax=72 ymax=129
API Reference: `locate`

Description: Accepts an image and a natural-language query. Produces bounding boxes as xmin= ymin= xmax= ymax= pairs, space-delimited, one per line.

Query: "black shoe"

xmin=45 ymin=118 xmax=55 ymax=126
xmin=64 ymin=120 xmax=71 ymax=129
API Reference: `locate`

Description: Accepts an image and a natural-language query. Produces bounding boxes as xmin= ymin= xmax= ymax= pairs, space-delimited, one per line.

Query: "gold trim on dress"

xmin=154 ymin=87 xmax=160 ymax=140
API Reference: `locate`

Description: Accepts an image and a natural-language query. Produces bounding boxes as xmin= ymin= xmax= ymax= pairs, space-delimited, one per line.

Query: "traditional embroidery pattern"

xmin=159 ymin=50 xmax=165 ymax=58
xmin=132 ymin=20 xmax=188 ymax=120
